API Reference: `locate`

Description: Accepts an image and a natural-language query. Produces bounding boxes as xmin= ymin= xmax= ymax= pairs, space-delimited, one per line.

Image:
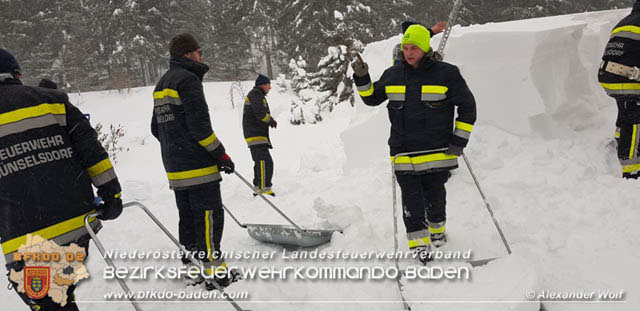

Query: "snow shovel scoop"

xmin=84 ymin=201 xmax=250 ymax=311
xmin=232 ymin=171 xmax=341 ymax=247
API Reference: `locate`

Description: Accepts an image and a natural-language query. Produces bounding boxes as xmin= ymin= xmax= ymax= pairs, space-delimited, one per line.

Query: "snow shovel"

xmin=232 ymin=171 xmax=341 ymax=247
xmin=84 ymin=201 xmax=249 ymax=311
xmin=391 ymin=149 xmax=510 ymax=267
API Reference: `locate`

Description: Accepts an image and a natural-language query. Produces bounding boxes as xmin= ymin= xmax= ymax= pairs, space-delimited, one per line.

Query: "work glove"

xmin=431 ymin=21 xmax=448 ymax=34
xmin=445 ymin=144 xmax=464 ymax=156
xmin=97 ymin=196 xmax=123 ymax=221
xmin=218 ymin=154 xmax=235 ymax=174
xmin=269 ymin=119 xmax=278 ymax=129
xmin=351 ymin=54 xmax=369 ymax=77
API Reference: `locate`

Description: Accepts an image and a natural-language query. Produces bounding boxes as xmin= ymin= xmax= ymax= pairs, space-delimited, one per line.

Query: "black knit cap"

xmin=255 ymin=74 xmax=271 ymax=86
xmin=401 ymin=21 xmax=420 ymax=34
xmin=38 ymin=78 xmax=58 ymax=89
xmin=0 ymin=48 xmax=21 ymax=76
xmin=169 ymin=33 xmax=200 ymax=58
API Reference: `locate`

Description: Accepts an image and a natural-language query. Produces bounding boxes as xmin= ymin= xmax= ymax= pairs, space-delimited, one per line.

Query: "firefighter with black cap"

xmin=243 ymin=74 xmax=277 ymax=196
xmin=151 ymin=34 xmax=237 ymax=289
xmin=0 ymin=48 xmax=123 ymax=310
xmin=352 ymin=24 xmax=477 ymax=265
xmin=599 ymin=0 xmax=640 ymax=179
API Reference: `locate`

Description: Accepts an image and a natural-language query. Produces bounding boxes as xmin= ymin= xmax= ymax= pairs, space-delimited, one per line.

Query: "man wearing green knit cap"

xmin=352 ymin=23 xmax=477 ymax=265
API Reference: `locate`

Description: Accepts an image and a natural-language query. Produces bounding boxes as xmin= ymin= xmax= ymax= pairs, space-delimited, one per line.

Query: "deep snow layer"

xmin=2 ymin=8 xmax=640 ymax=311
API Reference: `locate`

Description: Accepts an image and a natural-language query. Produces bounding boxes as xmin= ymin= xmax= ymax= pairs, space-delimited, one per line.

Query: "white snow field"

xmin=3 ymin=8 xmax=640 ymax=311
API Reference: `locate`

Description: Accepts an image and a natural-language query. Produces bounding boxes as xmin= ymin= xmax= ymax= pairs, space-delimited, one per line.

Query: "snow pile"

xmin=3 ymin=8 xmax=640 ymax=311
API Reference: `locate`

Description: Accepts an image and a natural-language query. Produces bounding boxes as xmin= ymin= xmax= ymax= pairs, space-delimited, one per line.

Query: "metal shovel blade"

xmin=245 ymin=224 xmax=337 ymax=247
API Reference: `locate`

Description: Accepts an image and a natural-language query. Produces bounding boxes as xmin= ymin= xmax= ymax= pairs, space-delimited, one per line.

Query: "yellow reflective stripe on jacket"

xmin=421 ymin=85 xmax=448 ymax=94
xmin=385 ymin=85 xmax=406 ymax=93
xmin=0 ymin=103 xmax=66 ymax=126
xmin=198 ymin=133 xmax=221 ymax=152
xmin=456 ymin=121 xmax=474 ymax=132
xmin=600 ymin=82 xmax=640 ymax=95
xmin=167 ymin=166 xmax=219 ymax=180
xmin=199 ymin=133 xmax=217 ymax=147
xmin=611 ymin=25 xmax=640 ymax=39
xmin=261 ymin=113 xmax=271 ymax=123
xmin=1 ymin=211 xmax=97 ymax=255
xmin=357 ymin=82 xmax=374 ymax=97
xmin=153 ymin=88 xmax=180 ymax=99
xmin=86 ymin=158 xmax=117 ymax=187
xmin=86 ymin=158 xmax=113 ymax=177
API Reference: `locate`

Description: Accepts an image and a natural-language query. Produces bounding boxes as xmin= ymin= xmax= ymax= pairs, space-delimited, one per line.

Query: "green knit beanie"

xmin=401 ymin=24 xmax=431 ymax=53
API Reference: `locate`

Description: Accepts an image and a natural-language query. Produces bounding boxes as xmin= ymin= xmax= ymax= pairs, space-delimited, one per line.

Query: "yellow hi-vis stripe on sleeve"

xmin=456 ymin=121 xmax=474 ymax=132
xmin=261 ymin=113 xmax=271 ymax=122
xmin=611 ymin=25 xmax=640 ymax=36
xmin=421 ymin=85 xmax=448 ymax=94
xmin=385 ymin=85 xmax=406 ymax=93
xmin=246 ymin=136 xmax=268 ymax=143
xmin=358 ymin=84 xmax=374 ymax=97
xmin=408 ymin=237 xmax=431 ymax=248
xmin=0 ymin=103 xmax=66 ymax=126
xmin=392 ymin=153 xmax=458 ymax=164
xmin=167 ymin=166 xmax=219 ymax=180
xmin=86 ymin=158 xmax=113 ymax=177
xmin=1 ymin=211 xmax=97 ymax=255
xmin=631 ymin=125 xmax=638 ymax=159
xmin=153 ymin=88 xmax=179 ymax=99
xmin=198 ymin=133 xmax=217 ymax=147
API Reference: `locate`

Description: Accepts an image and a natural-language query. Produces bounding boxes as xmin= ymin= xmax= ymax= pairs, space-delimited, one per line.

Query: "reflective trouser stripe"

xmin=205 ymin=210 xmax=214 ymax=262
xmin=392 ymin=153 xmax=458 ymax=172
xmin=630 ymin=124 xmax=638 ymax=159
xmin=616 ymin=127 xmax=621 ymax=139
xmin=167 ymin=166 xmax=221 ymax=188
xmin=2 ymin=212 xmax=99 ymax=263
xmin=357 ymin=82 xmax=374 ymax=97
xmin=260 ymin=160 xmax=265 ymax=190
xmin=261 ymin=113 xmax=271 ymax=123
xmin=198 ymin=133 xmax=221 ymax=152
xmin=623 ymin=163 xmax=640 ymax=173
xmin=428 ymin=222 xmax=446 ymax=234
xmin=407 ymin=230 xmax=431 ymax=248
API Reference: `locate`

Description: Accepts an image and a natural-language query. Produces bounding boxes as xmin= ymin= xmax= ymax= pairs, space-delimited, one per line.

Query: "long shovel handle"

xmin=233 ymin=171 xmax=306 ymax=232
xmin=222 ymin=204 xmax=247 ymax=229
xmin=462 ymin=154 xmax=512 ymax=255
xmin=84 ymin=211 xmax=142 ymax=311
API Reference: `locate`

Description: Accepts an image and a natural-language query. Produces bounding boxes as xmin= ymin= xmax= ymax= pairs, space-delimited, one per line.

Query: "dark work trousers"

xmin=616 ymin=99 xmax=640 ymax=179
xmin=174 ymin=181 xmax=225 ymax=267
xmin=396 ymin=171 xmax=450 ymax=234
xmin=6 ymin=236 xmax=90 ymax=311
xmin=250 ymin=146 xmax=274 ymax=190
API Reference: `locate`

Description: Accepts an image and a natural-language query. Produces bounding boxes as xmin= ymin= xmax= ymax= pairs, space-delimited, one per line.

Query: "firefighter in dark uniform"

xmin=352 ymin=25 xmax=477 ymax=264
xmin=151 ymin=34 xmax=236 ymax=288
xmin=0 ymin=48 xmax=123 ymax=311
xmin=598 ymin=0 xmax=640 ymax=179
xmin=243 ymin=74 xmax=277 ymax=196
